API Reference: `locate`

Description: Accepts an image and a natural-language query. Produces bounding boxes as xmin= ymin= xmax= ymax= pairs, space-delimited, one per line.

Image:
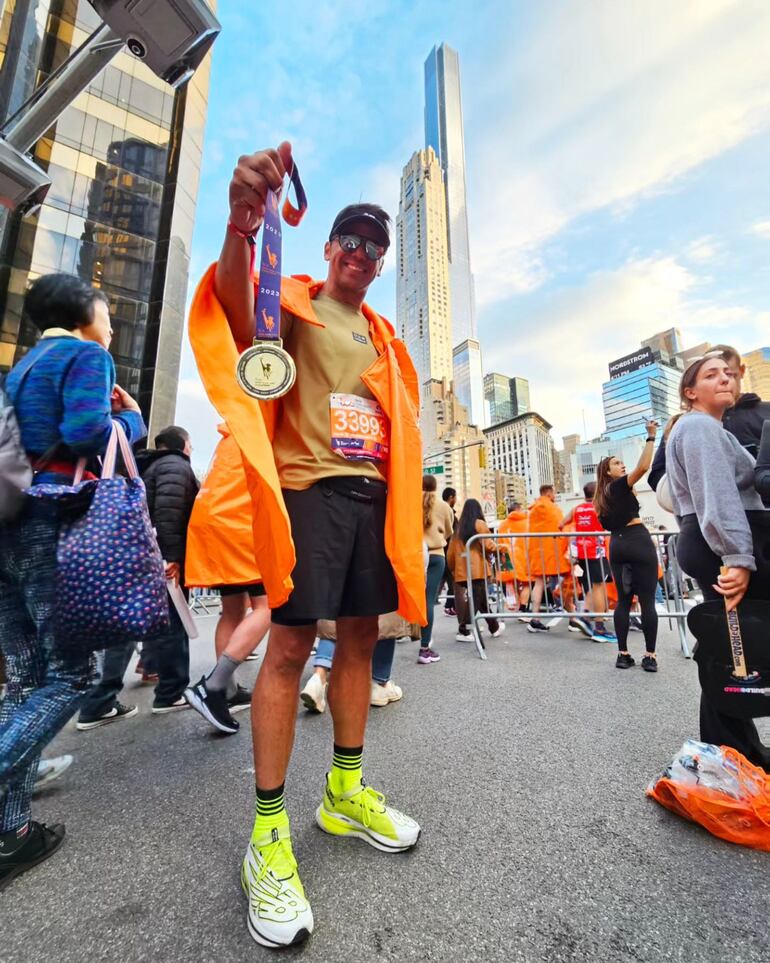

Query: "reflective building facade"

xmin=602 ymin=362 xmax=681 ymax=439
xmin=0 ymin=0 xmax=212 ymax=435
xmin=453 ymin=337 xmax=484 ymax=428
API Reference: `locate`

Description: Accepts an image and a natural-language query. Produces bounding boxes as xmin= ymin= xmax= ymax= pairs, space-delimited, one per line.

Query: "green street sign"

xmin=424 ymin=464 xmax=444 ymax=474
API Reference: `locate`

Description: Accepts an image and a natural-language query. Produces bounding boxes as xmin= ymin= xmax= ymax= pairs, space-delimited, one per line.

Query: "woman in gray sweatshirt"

xmin=667 ymin=351 xmax=770 ymax=769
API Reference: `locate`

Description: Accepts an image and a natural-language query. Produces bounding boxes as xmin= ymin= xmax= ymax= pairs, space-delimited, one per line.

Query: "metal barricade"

xmin=463 ymin=529 xmax=696 ymax=661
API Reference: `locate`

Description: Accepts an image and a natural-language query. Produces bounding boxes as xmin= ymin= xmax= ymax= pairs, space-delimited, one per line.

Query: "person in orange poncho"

xmin=497 ymin=501 xmax=529 ymax=611
xmin=525 ymin=484 xmax=571 ymax=634
xmin=183 ymin=424 xmax=271 ymax=734
xmin=187 ymin=141 xmax=424 ymax=948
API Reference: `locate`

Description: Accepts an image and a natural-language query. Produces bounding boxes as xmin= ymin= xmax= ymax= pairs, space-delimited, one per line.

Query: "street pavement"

xmin=4 ymin=611 xmax=770 ymax=963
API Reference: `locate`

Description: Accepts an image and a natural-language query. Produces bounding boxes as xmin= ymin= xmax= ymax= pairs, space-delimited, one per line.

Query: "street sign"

xmin=424 ymin=465 xmax=444 ymax=475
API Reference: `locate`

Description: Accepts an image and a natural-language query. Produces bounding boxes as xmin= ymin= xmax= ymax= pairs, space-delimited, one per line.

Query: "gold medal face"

xmin=236 ymin=342 xmax=296 ymax=400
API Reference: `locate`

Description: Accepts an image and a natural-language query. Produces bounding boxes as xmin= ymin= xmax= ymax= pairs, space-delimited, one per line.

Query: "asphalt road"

xmin=4 ymin=612 xmax=770 ymax=963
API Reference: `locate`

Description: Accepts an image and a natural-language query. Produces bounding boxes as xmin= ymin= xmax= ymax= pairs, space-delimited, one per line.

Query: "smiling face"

xmin=684 ymin=357 xmax=736 ymax=415
xmin=324 ymin=219 xmax=385 ymax=298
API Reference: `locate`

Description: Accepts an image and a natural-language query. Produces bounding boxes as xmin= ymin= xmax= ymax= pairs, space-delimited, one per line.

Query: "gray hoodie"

xmin=667 ymin=411 xmax=766 ymax=569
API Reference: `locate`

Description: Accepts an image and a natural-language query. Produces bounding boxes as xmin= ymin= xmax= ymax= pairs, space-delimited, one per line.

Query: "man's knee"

xmin=267 ymin=625 xmax=316 ymax=673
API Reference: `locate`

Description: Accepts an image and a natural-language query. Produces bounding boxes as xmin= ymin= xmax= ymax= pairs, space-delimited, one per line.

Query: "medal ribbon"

xmin=254 ymin=163 xmax=308 ymax=342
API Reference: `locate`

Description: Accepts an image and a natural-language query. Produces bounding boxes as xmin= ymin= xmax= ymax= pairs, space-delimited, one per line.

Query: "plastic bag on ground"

xmin=647 ymin=740 xmax=770 ymax=851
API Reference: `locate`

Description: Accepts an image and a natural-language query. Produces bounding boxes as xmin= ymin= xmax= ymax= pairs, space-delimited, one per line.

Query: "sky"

xmin=176 ymin=0 xmax=770 ymax=473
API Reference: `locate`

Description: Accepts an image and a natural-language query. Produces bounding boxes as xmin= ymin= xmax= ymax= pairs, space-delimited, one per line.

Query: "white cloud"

xmin=466 ymin=0 xmax=770 ymax=304
xmin=684 ymin=236 xmax=721 ymax=263
xmin=750 ymin=220 xmax=770 ymax=238
xmin=481 ymin=255 xmax=761 ymax=441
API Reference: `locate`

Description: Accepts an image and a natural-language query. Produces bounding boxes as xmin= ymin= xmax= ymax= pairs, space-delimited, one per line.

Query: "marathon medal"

xmin=236 ymin=163 xmax=307 ymax=400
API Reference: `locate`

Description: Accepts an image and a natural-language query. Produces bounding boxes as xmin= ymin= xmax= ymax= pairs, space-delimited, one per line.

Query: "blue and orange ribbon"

xmin=255 ymin=164 xmax=307 ymax=341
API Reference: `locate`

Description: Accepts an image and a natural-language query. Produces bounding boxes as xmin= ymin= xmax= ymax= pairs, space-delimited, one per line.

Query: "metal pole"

xmin=2 ymin=23 xmax=124 ymax=152
xmin=464 ymin=535 xmax=486 ymax=660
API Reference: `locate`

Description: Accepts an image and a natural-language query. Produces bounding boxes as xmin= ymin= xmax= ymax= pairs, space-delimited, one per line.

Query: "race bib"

xmin=330 ymin=393 xmax=390 ymax=463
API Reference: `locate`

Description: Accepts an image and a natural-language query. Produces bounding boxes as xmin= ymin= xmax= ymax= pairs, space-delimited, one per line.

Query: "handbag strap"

xmin=99 ymin=421 xmax=139 ymax=481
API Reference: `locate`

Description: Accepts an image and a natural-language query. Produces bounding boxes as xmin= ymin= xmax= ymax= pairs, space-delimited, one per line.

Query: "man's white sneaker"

xmin=300 ymin=674 xmax=327 ymax=713
xmin=370 ymin=680 xmax=403 ymax=707
xmin=241 ymin=826 xmax=313 ymax=948
xmin=490 ymin=623 xmax=506 ymax=638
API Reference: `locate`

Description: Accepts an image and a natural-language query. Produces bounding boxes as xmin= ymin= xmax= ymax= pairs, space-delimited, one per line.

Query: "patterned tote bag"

xmin=52 ymin=421 xmax=168 ymax=652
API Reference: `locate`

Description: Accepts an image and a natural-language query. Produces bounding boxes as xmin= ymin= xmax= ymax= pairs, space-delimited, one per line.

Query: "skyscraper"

xmin=511 ymin=377 xmax=530 ymax=416
xmin=742 ymin=347 xmax=770 ymax=398
xmin=424 ymin=43 xmax=475 ymax=346
xmin=396 ymin=147 xmax=453 ymax=392
xmin=484 ymin=372 xmax=514 ymax=425
xmin=453 ymin=338 xmax=484 ymax=427
xmin=0 ymin=0 xmax=212 ymax=436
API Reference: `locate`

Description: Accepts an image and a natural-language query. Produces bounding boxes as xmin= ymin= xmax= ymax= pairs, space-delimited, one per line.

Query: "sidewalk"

xmin=4 ymin=613 xmax=770 ymax=962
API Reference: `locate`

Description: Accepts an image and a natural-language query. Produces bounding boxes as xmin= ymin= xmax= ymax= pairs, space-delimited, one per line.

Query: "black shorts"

xmin=578 ymin=557 xmax=611 ymax=592
xmin=216 ymin=582 xmax=266 ymax=598
xmin=272 ymin=476 xmax=398 ymax=626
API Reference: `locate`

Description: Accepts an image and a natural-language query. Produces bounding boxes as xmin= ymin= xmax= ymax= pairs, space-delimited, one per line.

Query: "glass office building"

xmin=453 ymin=337 xmax=485 ymax=428
xmin=0 ymin=0 xmax=212 ymax=435
xmin=602 ymin=361 xmax=681 ymax=439
xmin=484 ymin=372 xmax=513 ymax=426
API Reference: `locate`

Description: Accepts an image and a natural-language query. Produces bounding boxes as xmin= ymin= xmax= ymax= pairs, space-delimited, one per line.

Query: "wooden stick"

xmin=720 ymin=565 xmax=748 ymax=678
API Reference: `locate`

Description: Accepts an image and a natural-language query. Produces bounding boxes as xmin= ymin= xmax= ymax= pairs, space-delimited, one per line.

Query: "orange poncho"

xmin=185 ymin=424 xmax=260 ymax=588
xmin=497 ymin=509 xmax=529 ymax=583
xmin=526 ymin=496 xmax=570 ymax=577
xmin=187 ymin=266 xmax=426 ymax=623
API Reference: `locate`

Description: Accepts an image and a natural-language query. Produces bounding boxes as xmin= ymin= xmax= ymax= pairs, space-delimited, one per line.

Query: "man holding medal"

xmin=189 ymin=141 xmax=425 ymax=948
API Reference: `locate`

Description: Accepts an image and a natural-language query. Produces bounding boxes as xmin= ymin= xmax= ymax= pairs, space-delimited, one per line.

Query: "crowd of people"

xmin=1 ymin=138 xmax=769 ymax=948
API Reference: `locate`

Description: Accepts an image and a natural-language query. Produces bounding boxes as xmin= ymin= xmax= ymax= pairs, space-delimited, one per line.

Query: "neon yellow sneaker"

xmin=240 ymin=826 xmax=314 ymax=948
xmin=316 ymin=776 xmax=421 ymax=852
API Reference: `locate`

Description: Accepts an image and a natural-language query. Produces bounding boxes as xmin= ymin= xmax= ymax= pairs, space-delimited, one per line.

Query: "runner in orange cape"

xmin=188 ymin=266 xmax=427 ymax=624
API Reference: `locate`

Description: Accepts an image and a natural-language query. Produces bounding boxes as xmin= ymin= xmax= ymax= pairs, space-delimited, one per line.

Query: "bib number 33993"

xmin=330 ymin=393 xmax=389 ymax=463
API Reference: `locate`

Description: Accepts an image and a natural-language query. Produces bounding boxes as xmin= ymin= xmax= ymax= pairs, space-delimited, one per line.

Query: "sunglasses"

xmin=334 ymin=233 xmax=385 ymax=262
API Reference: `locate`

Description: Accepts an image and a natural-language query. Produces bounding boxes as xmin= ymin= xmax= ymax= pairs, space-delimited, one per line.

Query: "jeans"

xmin=0 ymin=503 xmax=92 ymax=832
xmin=313 ymin=636 xmax=397 ymax=684
xmin=79 ymin=601 xmax=189 ymax=718
xmin=421 ymin=554 xmax=445 ymax=648
xmin=455 ymin=580 xmax=500 ymax=635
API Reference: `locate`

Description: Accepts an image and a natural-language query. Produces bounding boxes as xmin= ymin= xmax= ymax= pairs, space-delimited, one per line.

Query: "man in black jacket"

xmin=76 ymin=427 xmax=199 ymax=728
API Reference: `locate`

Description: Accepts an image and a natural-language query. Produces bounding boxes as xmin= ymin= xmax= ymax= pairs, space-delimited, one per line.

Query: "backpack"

xmin=0 ymin=341 xmax=59 ymax=522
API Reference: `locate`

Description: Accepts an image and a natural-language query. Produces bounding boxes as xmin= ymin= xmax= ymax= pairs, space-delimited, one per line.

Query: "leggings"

xmin=676 ymin=513 xmax=770 ymax=771
xmin=609 ymin=524 xmax=659 ymax=652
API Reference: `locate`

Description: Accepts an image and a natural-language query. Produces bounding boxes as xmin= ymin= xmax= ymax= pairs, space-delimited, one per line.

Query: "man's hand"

xmin=165 ymin=561 xmax=181 ymax=585
xmin=111 ymin=385 xmax=140 ymax=414
xmin=714 ymin=566 xmax=750 ymax=612
xmin=228 ymin=142 xmax=293 ymax=235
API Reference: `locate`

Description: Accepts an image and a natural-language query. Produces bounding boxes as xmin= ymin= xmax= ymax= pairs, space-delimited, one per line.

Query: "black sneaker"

xmin=228 ymin=685 xmax=253 ymax=714
xmin=76 ymin=701 xmax=138 ymax=731
xmin=0 ymin=821 xmax=65 ymax=892
xmin=615 ymin=653 xmax=636 ymax=669
xmin=568 ymin=617 xmax=593 ymax=638
xmin=641 ymin=656 xmax=658 ymax=673
xmin=184 ymin=676 xmax=239 ymax=734
xmin=629 ymin=615 xmax=643 ymax=632
xmin=527 ymin=619 xmax=550 ymax=633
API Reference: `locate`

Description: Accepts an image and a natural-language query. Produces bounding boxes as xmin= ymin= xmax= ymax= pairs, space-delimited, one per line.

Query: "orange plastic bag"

xmin=647 ymin=741 xmax=770 ymax=851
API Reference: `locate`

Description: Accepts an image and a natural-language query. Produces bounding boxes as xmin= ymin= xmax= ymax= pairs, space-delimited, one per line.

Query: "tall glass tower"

xmin=424 ymin=43 xmax=476 ymax=346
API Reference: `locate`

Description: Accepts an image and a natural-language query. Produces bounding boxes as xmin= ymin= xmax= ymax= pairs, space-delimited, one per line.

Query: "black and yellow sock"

xmin=251 ymin=783 xmax=288 ymax=840
xmin=329 ymin=744 xmax=363 ymax=795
